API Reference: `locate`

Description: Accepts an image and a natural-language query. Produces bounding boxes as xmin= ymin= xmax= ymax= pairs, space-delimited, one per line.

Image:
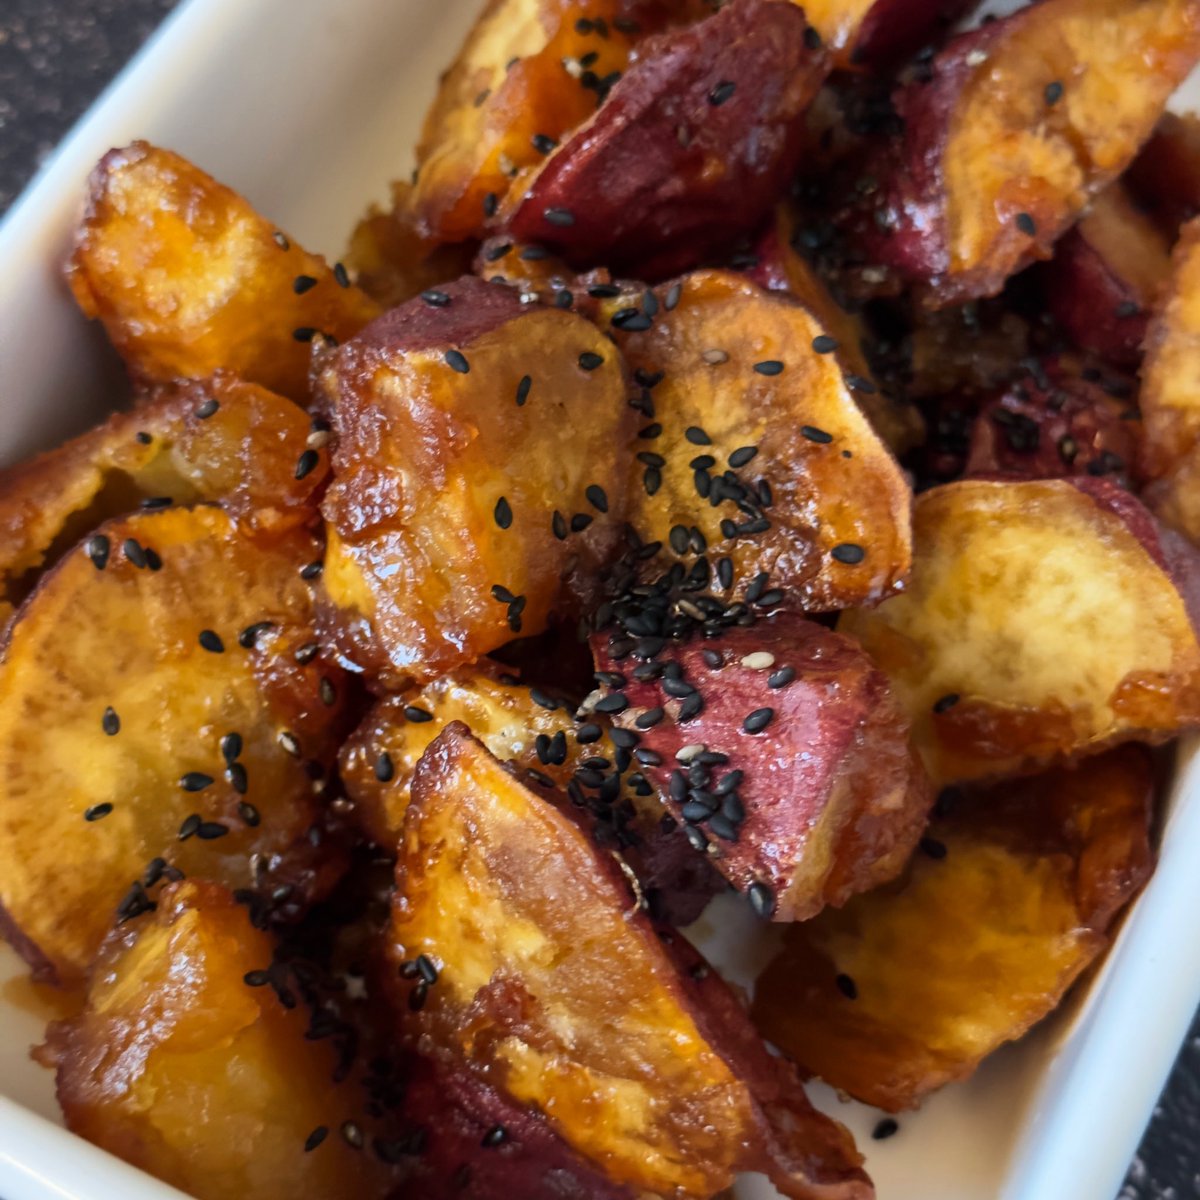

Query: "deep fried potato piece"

xmin=748 ymin=206 xmax=924 ymax=455
xmin=964 ymin=356 xmax=1140 ymax=486
xmin=67 ymin=143 xmax=381 ymax=398
xmin=346 ymin=181 xmax=478 ymax=309
xmin=605 ymin=270 xmax=910 ymax=610
xmin=410 ymin=0 xmax=695 ymax=244
xmin=317 ymin=276 xmax=633 ymax=688
xmin=1044 ymin=185 xmax=1171 ymax=367
xmin=864 ymin=0 xmax=1200 ymax=305
xmin=752 ymin=747 xmax=1154 ymax=1111
xmin=504 ymin=0 xmax=829 ymax=279
xmin=1128 ymin=112 xmax=1200 ymax=238
xmin=0 ymin=373 xmax=326 ymax=624
xmin=391 ymin=724 xmax=872 ymax=1199
xmin=591 ymin=612 xmax=931 ymax=921
xmin=792 ymin=0 xmax=974 ymax=70
xmin=43 ymin=880 xmax=394 ymax=1200
xmin=0 ymin=507 xmax=351 ymax=985
xmin=839 ymin=478 xmax=1200 ymax=786
xmin=339 ymin=661 xmax=722 ymax=923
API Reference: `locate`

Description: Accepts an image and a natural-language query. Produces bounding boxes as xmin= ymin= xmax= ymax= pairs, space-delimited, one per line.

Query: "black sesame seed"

xmin=835 ymin=972 xmax=858 ymax=999
xmin=295 ymin=449 xmax=320 ymax=480
xmin=665 ymin=281 xmax=682 ymax=311
xmin=333 ymin=262 xmax=350 ymax=288
xmin=195 ymin=398 xmax=219 ymax=419
xmin=586 ymin=484 xmax=609 ymax=512
xmin=594 ymin=692 xmax=629 ymax=714
xmin=199 ymin=629 xmax=225 ymax=653
xmin=244 ymin=969 xmax=270 ymax=987
xmin=846 ymin=374 xmax=877 ymax=394
xmin=702 ymin=648 xmax=724 ymax=668
xmin=709 ymin=813 xmax=739 ymax=842
xmin=293 ymin=274 xmax=318 ymax=294
xmin=639 ymin=422 xmax=663 ymax=439
xmin=305 ymin=1126 xmax=329 ymax=1152
xmin=102 ymin=706 xmax=120 ymax=736
xmin=197 ymin=821 xmax=229 ymax=840
xmin=552 ymin=510 xmax=568 ymax=540
xmin=227 ymin=762 xmax=249 ymax=795
xmin=609 ymin=727 xmax=638 ymax=749
xmin=644 ymin=467 xmax=662 ymax=495
xmin=292 ymin=326 xmax=317 ymax=343
xmin=238 ymin=801 xmax=260 ymax=826
xmin=239 ymin=621 xmax=274 ymax=648
xmin=421 ymin=289 xmax=451 ymax=307
xmin=571 ymin=513 xmax=594 ymax=532
xmin=767 ymin=666 xmax=796 ymax=689
xmin=1016 ymin=212 xmax=1037 ymax=236
xmin=812 ymin=335 xmax=839 ymax=354
xmin=933 ymin=693 xmax=960 ymax=714
xmin=579 ymin=351 xmax=604 ymax=371
xmin=801 ymin=424 xmax=833 ymax=444
xmin=494 ymin=496 xmax=513 ymax=529
xmin=530 ymin=687 xmax=560 ymax=711
xmin=1114 ymin=300 xmax=1140 ymax=319
xmin=685 ymin=426 xmax=711 ymax=446
xmin=531 ymin=132 xmax=558 ymax=154
xmin=84 ymin=803 xmax=113 ymax=822
xmin=404 ymin=705 xmax=434 ymax=724
xmin=144 ymin=547 xmax=162 ymax=571
xmin=575 ymin=722 xmax=603 ymax=744
xmin=831 ymin=543 xmax=865 ymax=564
xmin=803 ymin=24 xmax=822 ymax=48
xmin=728 ymin=446 xmax=758 ymax=468
xmin=408 ymin=981 xmax=429 ymax=1011
xmin=708 ymin=80 xmax=736 ymax=106
xmin=416 ymin=954 xmax=439 ymax=985
xmin=445 ymin=349 xmax=471 ymax=374
xmin=753 ymin=359 xmax=784 ymax=376
xmin=685 ymin=824 xmax=710 ymax=852
xmin=375 ymin=752 xmax=395 ymax=782
xmin=743 ymin=707 xmax=774 ymax=734
xmin=482 ymin=191 xmax=498 ymax=217
xmin=492 ymin=584 xmax=515 ymax=603
xmin=135 ymin=430 xmax=153 ymax=444
xmin=178 ymin=813 xmax=201 ymax=840
xmin=123 ymin=538 xmax=147 ymax=568
xmin=481 ymin=1126 xmax=508 ymax=1148
xmin=544 ymin=207 xmax=576 ymax=227
xmin=86 ymin=533 xmax=111 ymax=570
xmin=748 ymin=881 xmax=776 ymax=918
xmin=920 ymin=836 xmax=948 ymax=860
xmin=180 ymin=772 xmax=214 ymax=792
xmin=873 ymin=1119 xmax=900 ymax=1141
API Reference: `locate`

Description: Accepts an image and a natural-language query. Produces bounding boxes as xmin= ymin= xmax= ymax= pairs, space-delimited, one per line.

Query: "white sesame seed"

xmin=740 ymin=651 xmax=776 ymax=670
xmin=676 ymin=743 xmax=707 ymax=763
xmin=966 ymin=49 xmax=988 ymax=66
xmin=702 ymin=349 xmax=730 ymax=365
xmin=307 ymin=430 xmax=332 ymax=449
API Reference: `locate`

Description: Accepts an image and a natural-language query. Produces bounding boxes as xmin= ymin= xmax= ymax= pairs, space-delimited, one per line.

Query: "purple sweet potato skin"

xmin=591 ymin=612 xmax=931 ymax=921
xmin=852 ymin=0 xmax=977 ymax=69
xmin=505 ymin=0 xmax=829 ymax=279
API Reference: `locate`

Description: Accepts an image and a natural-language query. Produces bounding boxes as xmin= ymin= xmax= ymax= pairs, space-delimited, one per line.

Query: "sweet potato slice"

xmin=390 ymin=723 xmax=872 ymax=1199
xmin=605 ymin=270 xmax=910 ymax=611
xmin=752 ymin=747 xmax=1154 ymax=1111
xmin=591 ymin=611 xmax=931 ymax=921
xmin=793 ymin=0 xmax=974 ymax=71
xmin=67 ymin=143 xmax=381 ymax=398
xmin=0 ymin=507 xmax=351 ymax=985
xmin=0 ymin=373 xmax=327 ymax=624
xmin=1044 ymin=184 xmax=1172 ymax=366
xmin=317 ymin=276 xmax=633 ymax=688
xmin=339 ymin=661 xmax=722 ymax=923
xmin=864 ymin=0 xmax=1200 ymax=305
xmin=964 ymin=356 xmax=1140 ymax=485
xmin=1128 ymin=111 xmax=1200 ymax=238
xmin=43 ymin=880 xmax=396 ymax=1200
xmin=838 ymin=478 xmax=1200 ymax=786
xmin=503 ymin=0 xmax=829 ymax=279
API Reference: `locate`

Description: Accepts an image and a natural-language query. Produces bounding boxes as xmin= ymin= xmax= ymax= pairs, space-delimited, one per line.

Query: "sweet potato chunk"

xmin=1128 ymin=111 xmax=1200 ymax=238
xmin=339 ymin=661 xmax=722 ymax=923
xmin=606 ymin=270 xmax=911 ymax=610
xmin=839 ymin=478 xmax=1200 ymax=785
xmin=0 ymin=507 xmax=350 ymax=985
xmin=504 ymin=0 xmax=829 ymax=279
xmin=794 ymin=0 xmax=975 ymax=70
xmin=1044 ymin=184 xmax=1171 ymax=366
xmin=67 ymin=143 xmax=381 ymax=398
xmin=964 ymin=357 xmax=1140 ymax=485
xmin=865 ymin=0 xmax=1200 ymax=305
xmin=390 ymin=724 xmax=871 ymax=1199
xmin=317 ymin=276 xmax=633 ymax=687
xmin=591 ymin=612 xmax=931 ymax=921
xmin=0 ymin=373 xmax=326 ymax=623
xmin=44 ymin=881 xmax=394 ymax=1200
xmin=752 ymin=747 xmax=1154 ymax=1111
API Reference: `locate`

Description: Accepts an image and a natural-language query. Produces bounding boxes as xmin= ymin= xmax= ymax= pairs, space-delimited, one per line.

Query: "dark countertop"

xmin=1 ymin=1 xmax=1198 ymax=1196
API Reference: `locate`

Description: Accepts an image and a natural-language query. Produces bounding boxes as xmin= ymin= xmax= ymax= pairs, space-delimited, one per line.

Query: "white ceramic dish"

xmin=1 ymin=1 xmax=1199 ymax=1197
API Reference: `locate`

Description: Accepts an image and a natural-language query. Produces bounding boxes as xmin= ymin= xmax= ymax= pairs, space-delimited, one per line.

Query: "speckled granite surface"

xmin=1 ymin=1 xmax=1198 ymax=1195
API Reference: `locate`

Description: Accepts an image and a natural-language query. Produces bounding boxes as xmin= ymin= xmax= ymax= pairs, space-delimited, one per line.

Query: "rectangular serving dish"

xmin=1 ymin=1 xmax=1199 ymax=1198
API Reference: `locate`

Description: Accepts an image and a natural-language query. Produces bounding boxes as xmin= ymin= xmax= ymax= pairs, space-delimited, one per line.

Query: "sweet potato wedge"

xmin=1044 ymin=184 xmax=1172 ymax=366
xmin=317 ymin=276 xmax=633 ymax=688
xmin=964 ymin=357 xmax=1140 ymax=485
xmin=605 ymin=270 xmax=911 ymax=611
xmin=752 ymin=746 xmax=1154 ymax=1111
xmin=863 ymin=0 xmax=1200 ymax=305
xmin=839 ymin=478 xmax=1200 ymax=786
xmin=503 ymin=0 xmax=829 ymax=279
xmin=1127 ymin=111 xmax=1200 ymax=238
xmin=67 ymin=143 xmax=381 ymax=398
xmin=0 ymin=507 xmax=351 ymax=985
xmin=339 ymin=661 xmax=722 ymax=923
xmin=591 ymin=612 xmax=932 ymax=921
xmin=390 ymin=723 xmax=872 ymax=1198
xmin=795 ymin=0 xmax=974 ymax=71
xmin=0 ymin=373 xmax=326 ymax=624
xmin=43 ymin=880 xmax=395 ymax=1200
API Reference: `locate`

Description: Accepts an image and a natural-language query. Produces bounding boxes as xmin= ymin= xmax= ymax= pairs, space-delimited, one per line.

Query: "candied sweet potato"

xmin=964 ymin=357 xmax=1140 ymax=485
xmin=839 ymin=478 xmax=1200 ymax=785
xmin=864 ymin=0 xmax=1200 ymax=305
xmin=317 ymin=276 xmax=633 ymax=688
xmin=591 ymin=612 xmax=931 ymax=921
xmin=0 ymin=507 xmax=351 ymax=985
xmin=606 ymin=270 xmax=910 ymax=611
xmin=67 ymin=143 xmax=381 ymax=398
xmin=44 ymin=881 xmax=395 ymax=1200
xmin=339 ymin=661 xmax=722 ymax=923
xmin=0 ymin=373 xmax=326 ymax=624
xmin=391 ymin=724 xmax=871 ymax=1199
xmin=1127 ymin=111 xmax=1200 ymax=238
xmin=504 ymin=0 xmax=829 ymax=279
xmin=752 ymin=747 xmax=1154 ymax=1111
xmin=1044 ymin=184 xmax=1171 ymax=366
xmin=794 ymin=0 xmax=974 ymax=71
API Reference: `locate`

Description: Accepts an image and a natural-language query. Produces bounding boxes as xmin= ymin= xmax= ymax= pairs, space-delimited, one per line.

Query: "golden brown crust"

xmin=67 ymin=143 xmax=381 ymax=398
xmin=752 ymin=747 xmax=1154 ymax=1110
